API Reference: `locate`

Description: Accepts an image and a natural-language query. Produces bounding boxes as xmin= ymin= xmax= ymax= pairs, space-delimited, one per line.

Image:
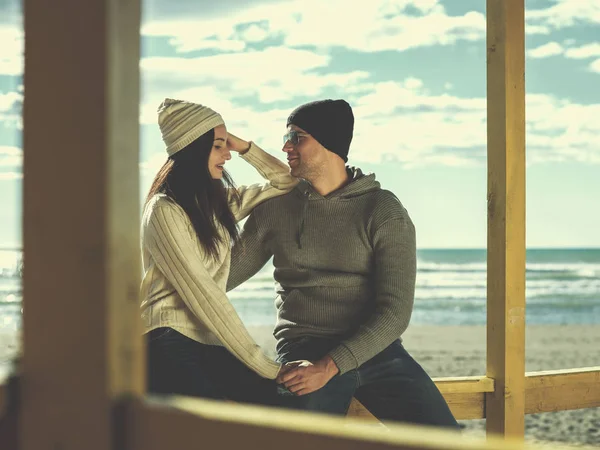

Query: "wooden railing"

xmin=347 ymin=369 xmax=600 ymax=421
xmin=3 ymin=368 xmax=599 ymax=424
xmin=128 ymin=397 xmax=526 ymax=450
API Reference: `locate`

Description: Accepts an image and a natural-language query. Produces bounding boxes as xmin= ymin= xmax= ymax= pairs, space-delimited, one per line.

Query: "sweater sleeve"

xmin=145 ymin=201 xmax=280 ymax=379
xmin=228 ymin=142 xmax=298 ymax=221
xmin=328 ymin=215 xmax=417 ymax=374
xmin=226 ymin=211 xmax=273 ymax=292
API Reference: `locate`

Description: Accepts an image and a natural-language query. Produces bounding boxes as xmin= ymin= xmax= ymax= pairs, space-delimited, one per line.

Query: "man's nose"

xmin=282 ymin=142 xmax=293 ymax=153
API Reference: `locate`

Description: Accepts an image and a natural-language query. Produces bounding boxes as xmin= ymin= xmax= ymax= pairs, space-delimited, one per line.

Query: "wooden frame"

xmin=18 ymin=0 xmax=142 ymax=448
xmin=0 ymin=0 xmax=598 ymax=449
xmin=127 ymin=397 xmax=531 ymax=450
xmin=0 ymin=380 xmax=6 ymax=420
xmin=485 ymin=0 xmax=527 ymax=438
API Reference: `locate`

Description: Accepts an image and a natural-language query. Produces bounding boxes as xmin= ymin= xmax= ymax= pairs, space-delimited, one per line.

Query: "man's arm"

xmin=328 ymin=214 xmax=417 ymax=373
xmin=227 ymin=211 xmax=274 ymax=292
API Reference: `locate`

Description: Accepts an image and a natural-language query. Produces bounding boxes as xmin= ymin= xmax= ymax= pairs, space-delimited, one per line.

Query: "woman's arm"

xmin=144 ymin=199 xmax=281 ymax=379
xmin=227 ymin=134 xmax=298 ymax=221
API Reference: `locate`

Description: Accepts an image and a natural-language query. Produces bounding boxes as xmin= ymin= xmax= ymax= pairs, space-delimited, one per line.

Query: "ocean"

xmin=1 ymin=248 xmax=599 ymax=333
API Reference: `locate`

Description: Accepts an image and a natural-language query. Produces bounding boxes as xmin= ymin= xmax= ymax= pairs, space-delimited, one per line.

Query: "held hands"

xmin=276 ymin=355 xmax=340 ymax=396
xmin=227 ymin=133 xmax=251 ymax=154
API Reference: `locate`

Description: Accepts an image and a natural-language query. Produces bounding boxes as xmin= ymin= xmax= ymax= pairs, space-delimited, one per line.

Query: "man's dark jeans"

xmin=277 ymin=336 xmax=459 ymax=429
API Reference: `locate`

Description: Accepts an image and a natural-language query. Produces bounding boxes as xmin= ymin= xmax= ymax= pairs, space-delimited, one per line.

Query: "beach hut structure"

xmin=0 ymin=0 xmax=598 ymax=449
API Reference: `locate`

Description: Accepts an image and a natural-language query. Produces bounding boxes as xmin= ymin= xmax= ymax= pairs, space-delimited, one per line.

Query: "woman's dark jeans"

xmin=146 ymin=327 xmax=279 ymax=406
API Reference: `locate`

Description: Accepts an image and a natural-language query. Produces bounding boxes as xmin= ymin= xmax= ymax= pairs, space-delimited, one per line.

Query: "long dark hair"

xmin=145 ymin=128 xmax=241 ymax=260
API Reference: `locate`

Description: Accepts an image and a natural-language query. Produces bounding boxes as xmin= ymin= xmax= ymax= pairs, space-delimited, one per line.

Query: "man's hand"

xmin=276 ymin=355 xmax=340 ymax=396
xmin=276 ymin=363 xmax=298 ymax=378
xmin=227 ymin=133 xmax=251 ymax=154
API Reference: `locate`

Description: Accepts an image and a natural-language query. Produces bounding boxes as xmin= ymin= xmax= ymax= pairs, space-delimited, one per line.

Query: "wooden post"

xmin=485 ymin=0 xmax=526 ymax=439
xmin=21 ymin=0 xmax=142 ymax=449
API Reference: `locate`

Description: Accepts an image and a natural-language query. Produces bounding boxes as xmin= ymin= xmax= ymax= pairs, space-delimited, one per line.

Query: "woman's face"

xmin=208 ymin=125 xmax=231 ymax=180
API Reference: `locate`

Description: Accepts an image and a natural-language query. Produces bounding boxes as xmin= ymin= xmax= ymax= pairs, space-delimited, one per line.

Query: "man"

xmin=227 ymin=99 xmax=458 ymax=428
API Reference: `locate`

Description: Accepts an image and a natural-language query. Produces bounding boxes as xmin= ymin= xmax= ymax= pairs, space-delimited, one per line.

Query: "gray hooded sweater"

xmin=227 ymin=167 xmax=417 ymax=374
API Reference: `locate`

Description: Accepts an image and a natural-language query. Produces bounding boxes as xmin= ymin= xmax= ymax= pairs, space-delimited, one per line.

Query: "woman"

xmin=141 ymin=98 xmax=296 ymax=404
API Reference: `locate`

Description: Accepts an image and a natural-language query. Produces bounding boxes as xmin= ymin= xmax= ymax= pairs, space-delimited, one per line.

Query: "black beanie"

xmin=286 ymin=99 xmax=354 ymax=163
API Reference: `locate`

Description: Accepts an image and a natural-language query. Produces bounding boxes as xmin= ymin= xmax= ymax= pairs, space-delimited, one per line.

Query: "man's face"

xmin=282 ymin=125 xmax=327 ymax=180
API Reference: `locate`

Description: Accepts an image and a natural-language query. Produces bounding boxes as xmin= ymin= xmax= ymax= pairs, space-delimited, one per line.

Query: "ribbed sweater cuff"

xmin=239 ymin=142 xmax=260 ymax=164
xmin=261 ymin=360 xmax=282 ymax=380
xmin=328 ymin=344 xmax=358 ymax=375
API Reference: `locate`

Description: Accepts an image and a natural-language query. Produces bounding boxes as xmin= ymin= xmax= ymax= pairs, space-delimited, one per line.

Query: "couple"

xmin=140 ymin=98 xmax=458 ymax=429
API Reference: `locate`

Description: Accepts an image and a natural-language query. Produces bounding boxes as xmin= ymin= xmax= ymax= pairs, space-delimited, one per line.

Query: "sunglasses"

xmin=283 ymin=130 xmax=308 ymax=146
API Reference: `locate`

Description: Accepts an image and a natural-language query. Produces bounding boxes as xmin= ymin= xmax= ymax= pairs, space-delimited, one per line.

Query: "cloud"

xmin=526 ymin=1 xmax=600 ymax=30
xmin=142 ymin=0 xmax=600 ymax=57
xmin=0 ymin=89 xmax=23 ymax=130
xmin=141 ymin=46 xmax=369 ymax=112
xmin=528 ymin=41 xmax=564 ymax=58
xmin=0 ymin=172 xmax=21 ymax=180
xmin=143 ymin=0 xmax=288 ymax=23
xmin=277 ymin=1 xmax=486 ymax=53
xmin=526 ymin=94 xmax=600 ymax=164
xmin=141 ymin=1 xmax=291 ymax=53
xmin=0 ymin=146 xmax=21 ymax=171
xmin=143 ymin=0 xmax=486 ymax=54
xmin=526 ymin=41 xmax=600 ymax=72
xmin=0 ymin=25 xmax=22 ymax=76
xmin=525 ymin=24 xmax=551 ymax=35
xmin=347 ymin=80 xmax=487 ymax=166
xmin=564 ymin=42 xmax=600 ymax=59
xmin=528 ymin=41 xmax=600 ymax=60
xmin=355 ymin=89 xmax=600 ymax=167
xmin=139 ymin=38 xmax=600 ymax=169
xmin=0 ymin=90 xmax=21 ymax=113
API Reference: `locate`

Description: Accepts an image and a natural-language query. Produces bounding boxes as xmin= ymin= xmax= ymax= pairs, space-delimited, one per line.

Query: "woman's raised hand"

xmin=227 ymin=133 xmax=251 ymax=154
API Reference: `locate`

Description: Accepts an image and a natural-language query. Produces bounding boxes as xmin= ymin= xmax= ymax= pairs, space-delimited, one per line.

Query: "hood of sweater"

xmin=295 ymin=166 xmax=380 ymax=200
xmin=293 ymin=166 xmax=380 ymax=248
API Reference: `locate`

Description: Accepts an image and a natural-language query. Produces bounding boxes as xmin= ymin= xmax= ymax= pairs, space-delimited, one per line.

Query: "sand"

xmin=246 ymin=324 xmax=600 ymax=447
xmin=1 ymin=325 xmax=598 ymax=446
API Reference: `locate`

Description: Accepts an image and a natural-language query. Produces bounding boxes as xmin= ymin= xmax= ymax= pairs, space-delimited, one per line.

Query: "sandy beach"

xmin=247 ymin=324 xmax=600 ymax=447
xmin=1 ymin=325 xmax=598 ymax=446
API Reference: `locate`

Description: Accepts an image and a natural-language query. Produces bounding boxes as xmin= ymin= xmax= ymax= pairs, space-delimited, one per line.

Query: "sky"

xmin=0 ymin=0 xmax=599 ymax=249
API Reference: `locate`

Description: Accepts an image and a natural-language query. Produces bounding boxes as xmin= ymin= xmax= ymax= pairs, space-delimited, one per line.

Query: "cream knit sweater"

xmin=140 ymin=143 xmax=297 ymax=379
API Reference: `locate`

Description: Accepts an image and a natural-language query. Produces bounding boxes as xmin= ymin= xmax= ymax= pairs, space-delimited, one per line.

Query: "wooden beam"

xmin=525 ymin=368 xmax=600 ymax=414
xmin=21 ymin=0 xmax=141 ymax=448
xmin=485 ymin=0 xmax=526 ymax=439
xmin=0 ymin=381 xmax=6 ymax=421
xmin=435 ymin=376 xmax=495 ymax=394
xmin=444 ymin=392 xmax=486 ymax=420
xmin=129 ymin=397 xmax=548 ymax=450
xmin=438 ymin=376 xmax=494 ymax=420
xmin=347 ymin=399 xmax=379 ymax=421
xmin=0 ymin=376 xmax=18 ymax=449
xmin=0 ymin=410 xmax=18 ymax=450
